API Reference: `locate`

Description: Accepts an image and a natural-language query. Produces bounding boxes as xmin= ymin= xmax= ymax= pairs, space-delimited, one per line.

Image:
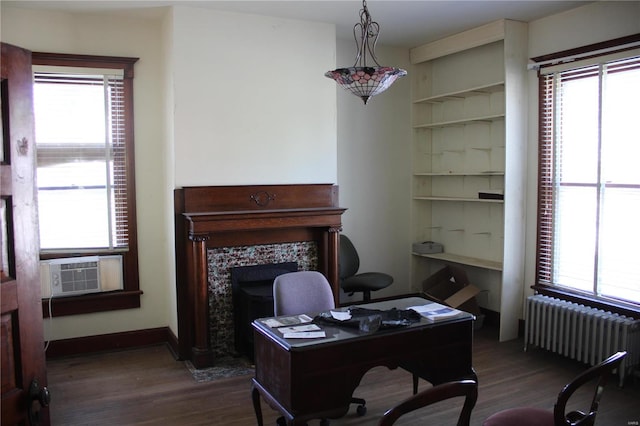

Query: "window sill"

xmin=42 ymin=290 xmax=142 ymax=318
xmin=531 ymin=284 xmax=639 ymax=319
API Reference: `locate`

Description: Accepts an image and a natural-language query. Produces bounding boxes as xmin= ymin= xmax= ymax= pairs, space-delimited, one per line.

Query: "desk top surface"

xmin=252 ymin=296 xmax=474 ymax=350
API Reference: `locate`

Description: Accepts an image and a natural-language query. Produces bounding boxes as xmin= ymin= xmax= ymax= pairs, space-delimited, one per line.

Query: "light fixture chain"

xmin=353 ymin=0 xmax=381 ymax=67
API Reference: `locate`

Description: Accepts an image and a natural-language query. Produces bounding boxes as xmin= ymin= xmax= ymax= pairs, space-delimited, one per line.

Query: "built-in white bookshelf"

xmin=409 ymin=19 xmax=528 ymax=341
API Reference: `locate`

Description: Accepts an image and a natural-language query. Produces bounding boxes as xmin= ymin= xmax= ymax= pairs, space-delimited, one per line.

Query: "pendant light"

xmin=325 ymin=0 xmax=407 ymax=105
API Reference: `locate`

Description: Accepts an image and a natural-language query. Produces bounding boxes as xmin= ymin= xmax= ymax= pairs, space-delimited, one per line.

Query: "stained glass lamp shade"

xmin=325 ymin=0 xmax=407 ymax=105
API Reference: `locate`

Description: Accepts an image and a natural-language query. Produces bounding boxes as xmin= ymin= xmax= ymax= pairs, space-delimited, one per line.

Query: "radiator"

xmin=524 ymin=294 xmax=640 ymax=386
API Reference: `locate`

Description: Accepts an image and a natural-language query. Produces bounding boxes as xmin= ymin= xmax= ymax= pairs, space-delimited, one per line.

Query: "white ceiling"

xmin=5 ymin=0 xmax=590 ymax=48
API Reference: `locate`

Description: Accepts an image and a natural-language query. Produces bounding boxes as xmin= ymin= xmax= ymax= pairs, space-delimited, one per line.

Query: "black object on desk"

xmin=250 ymin=296 xmax=476 ymax=425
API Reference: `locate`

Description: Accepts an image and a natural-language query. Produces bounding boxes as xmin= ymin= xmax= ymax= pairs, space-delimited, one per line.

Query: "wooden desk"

xmin=251 ymin=296 xmax=475 ymax=425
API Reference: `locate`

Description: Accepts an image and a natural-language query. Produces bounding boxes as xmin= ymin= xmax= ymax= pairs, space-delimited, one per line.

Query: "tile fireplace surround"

xmin=174 ymin=184 xmax=346 ymax=368
xmin=209 ymin=241 xmax=317 ymax=357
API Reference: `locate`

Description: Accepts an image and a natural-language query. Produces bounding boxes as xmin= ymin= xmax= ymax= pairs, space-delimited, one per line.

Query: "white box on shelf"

xmin=412 ymin=241 xmax=444 ymax=254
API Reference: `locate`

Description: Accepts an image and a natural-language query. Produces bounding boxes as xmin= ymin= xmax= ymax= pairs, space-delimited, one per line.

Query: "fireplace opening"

xmin=231 ymin=262 xmax=298 ymax=360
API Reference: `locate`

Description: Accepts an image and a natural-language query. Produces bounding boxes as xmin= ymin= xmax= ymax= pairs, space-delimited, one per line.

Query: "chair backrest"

xmin=273 ymin=271 xmax=335 ymax=316
xmin=554 ymin=351 xmax=627 ymax=426
xmin=379 ymin=379 xmax=478 ymax=426
xmin=339 ymin=234 xmax=360 ymax=279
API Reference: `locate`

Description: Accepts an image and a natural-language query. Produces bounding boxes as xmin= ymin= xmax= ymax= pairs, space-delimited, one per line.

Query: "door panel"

xmin=1 ymin=42 xmax=50 ymax=426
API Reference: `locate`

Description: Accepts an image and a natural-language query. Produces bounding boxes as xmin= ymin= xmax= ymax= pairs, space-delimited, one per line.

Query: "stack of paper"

xmin=280 ymin=324 xmax=326 ymax=339
xmin=262 ymin=314 xmax=326 ymax=339
xmin=408 ymin=302 xmax=464 ymax=321
xmin=263 ymin=314 xmax=313 ymax=328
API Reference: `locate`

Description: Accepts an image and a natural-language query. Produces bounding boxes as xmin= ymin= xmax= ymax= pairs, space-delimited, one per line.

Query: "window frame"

xmin=532 ymin=34 xmax=640 ymax=319
xmin=32 ymin=52 xmax=141 ymax=317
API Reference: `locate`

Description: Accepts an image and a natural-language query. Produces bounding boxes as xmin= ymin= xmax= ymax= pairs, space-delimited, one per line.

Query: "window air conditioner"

xmin=40 ymin=255 xmax=123 ymax=298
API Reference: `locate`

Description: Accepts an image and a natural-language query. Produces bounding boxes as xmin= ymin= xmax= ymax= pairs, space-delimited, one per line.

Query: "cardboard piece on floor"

xmin=421 ymin=265 xmax=481 ymax=316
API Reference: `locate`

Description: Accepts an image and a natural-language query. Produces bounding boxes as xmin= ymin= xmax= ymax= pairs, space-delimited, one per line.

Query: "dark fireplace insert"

xmin=231 ymin=262 xmax=298 ymax=360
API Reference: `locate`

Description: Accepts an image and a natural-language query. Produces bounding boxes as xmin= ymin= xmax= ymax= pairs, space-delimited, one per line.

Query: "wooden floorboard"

xmin=46 ymin=326 xmax=640 ymax=425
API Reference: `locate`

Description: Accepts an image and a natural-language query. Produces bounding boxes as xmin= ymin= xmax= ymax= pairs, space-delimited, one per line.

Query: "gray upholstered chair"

xmin=273 ymin=270 xmax=335 ymax=316
xmin=379 ymin=379 xmax=478 ymax=426
xmin=339 ymin=234 xmax=393 ymax=301
xmin=483 ymin=351 xmax=627 ymax=426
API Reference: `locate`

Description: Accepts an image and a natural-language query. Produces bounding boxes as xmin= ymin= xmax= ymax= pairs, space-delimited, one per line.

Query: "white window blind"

xmin=537 ymin=55 xmax=640 ymax=305
xmin=34 ymin=71 xmax=129 ymax=251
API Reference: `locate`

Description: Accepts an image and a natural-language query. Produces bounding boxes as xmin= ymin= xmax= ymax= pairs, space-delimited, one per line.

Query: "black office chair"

xmin=339 ymin=234 xmax=393 ymax=301
xmin=379 ymin=379 xmax=478 ymax=426
xmin=483 ymin=351 xmax=627 ymax=426
xmin=272 ymin=271 xmax=367 ymax=425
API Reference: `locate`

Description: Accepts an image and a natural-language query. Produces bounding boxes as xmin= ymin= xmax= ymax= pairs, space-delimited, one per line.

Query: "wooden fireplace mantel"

xmin=184 ymin=207 xmax=346 ymax=235
xmin=174 ymin=184 xmax=346 ymax=368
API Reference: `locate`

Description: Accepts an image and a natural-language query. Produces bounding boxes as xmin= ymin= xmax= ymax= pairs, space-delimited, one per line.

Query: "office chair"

xmin=379 ymin=379 xmax=478 ymax=426
xmin=483 ymin=351 xmax=627 ymax=426
xmin=272 ymin=271 xmax=367 ymax=425
xmin=273 ymin=270 xmax=336 ymax=316
xmin=339 ymin=234 xmax=393 ymax=301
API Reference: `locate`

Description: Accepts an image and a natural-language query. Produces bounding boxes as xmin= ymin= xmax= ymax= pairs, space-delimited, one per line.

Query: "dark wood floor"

xmin=46 ymin=326 xmax=640 ymax=425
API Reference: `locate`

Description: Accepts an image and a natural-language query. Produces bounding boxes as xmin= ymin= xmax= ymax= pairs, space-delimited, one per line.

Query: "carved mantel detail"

xmin=174 ymin=184 xmax=346 ymax=368
xmin=249 ymin=190 xmax=275 ymax=207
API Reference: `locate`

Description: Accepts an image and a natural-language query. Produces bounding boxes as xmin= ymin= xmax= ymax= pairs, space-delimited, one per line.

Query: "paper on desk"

xmin=282 ymin=331 xmax=326 ymax=339
xmin=278 ymin=324 xmax=321 ymax=333
xmin=263 ymin=314 xmax=313 ymax=328
xmin=408 ymin=302 xmax=463 ymax=321
xmin=330 ymin=310 xmax=352 ymax=321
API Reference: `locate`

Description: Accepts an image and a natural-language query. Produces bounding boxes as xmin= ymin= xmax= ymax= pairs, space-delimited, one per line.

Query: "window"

xmin=34 ymin=70 xmax=128 ymax=250
xmin=32 ymin=52 xmax=141 ymax=316
xmin=535 ymin=36 xmax=640 ymax=310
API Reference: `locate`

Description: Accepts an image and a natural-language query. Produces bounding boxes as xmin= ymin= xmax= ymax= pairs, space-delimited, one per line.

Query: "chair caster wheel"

xmin=356 ymin=404 xmax=367 ymax=416
xmin=276 ymin=416 xmax=287 ymax=426
xmin=319 ymin=419 xmax=330 ymax=426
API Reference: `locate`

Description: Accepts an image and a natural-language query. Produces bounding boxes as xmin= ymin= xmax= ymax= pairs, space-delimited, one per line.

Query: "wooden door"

xmin=1 ymin=43 xmax=50 ymax=425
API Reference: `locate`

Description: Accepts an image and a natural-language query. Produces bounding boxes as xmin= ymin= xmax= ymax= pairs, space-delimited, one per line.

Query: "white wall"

xmin=171 ymin=7 xmax=336 ymax=186
xmin=336 ymin=38 xmax=412 ymax=302
xmin=161 ymin=9 xmax=178 ymax=336
xmin=1 ymin=6 xmax=172 ymax=340
xmin=1 ymin=4 xmax=338 ymax=341
xmin=522 ymin=2 xmax=640 ymax=305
